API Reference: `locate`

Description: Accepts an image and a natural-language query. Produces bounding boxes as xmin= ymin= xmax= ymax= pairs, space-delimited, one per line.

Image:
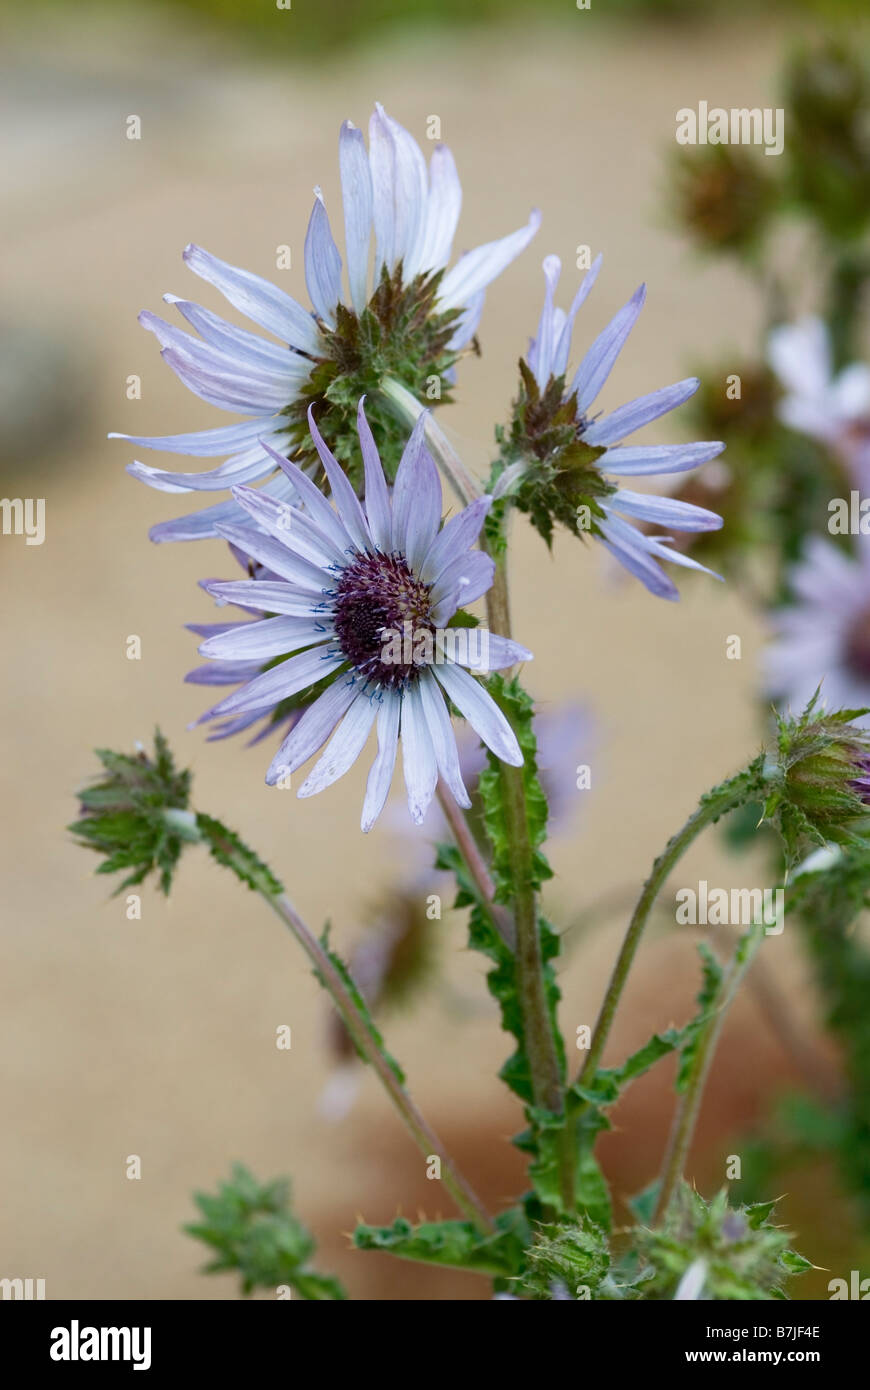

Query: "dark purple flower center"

xmin=844 ymin=606 xmax=870 ymax=680
xmin=332 ymin=551 xmax=435 ymax=689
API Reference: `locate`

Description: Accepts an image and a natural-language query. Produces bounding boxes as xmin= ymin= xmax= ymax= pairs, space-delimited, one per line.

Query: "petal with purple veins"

xmin=199 ymin=614 xmax=333 ymax=661
xmin=304 ymin=192 xmax=343 ymax=328
xmin=183 ymin=243 xmax=322 ymax=354
xmin=438 ymin=208 xmax=541 ymax=311
xmin=361 ymin=693 xmax=401 ymax=831
xmin=571 ymin=283 xmax=646 ymax=414
xmin=581 ymin=378 xmax=700 ymax=447
xmin=609 ymin=488 xmax=723 ymax=532
xmin=208 ymin=644 xmax=343 ymax=719
xmin=203 ymin=579 xmax=329 ymax=617
xmin=420 ymin=495 xmax=491 ymax=586
xmin=399 ymin=681 xmax=438 ymax=823
xmin=307 ymin=406 xmax=373 ymax=552
xmin=266 ymin=676 xmax=359 ymax=784
xmin=600 ymin=441 xmax=725 ymax=476
xmin=339 ymin=120 xmax=373 ymax=315
xmin=433 ymin=661 xmax=523 ymax=765
xmin=356 ymin=398 xmax=392 ymax=551
xmin=391 ymin=413 xmax=442 ymax=568
xmin=215 ymin=521 xmax=330 ymax=592
xmin=297 ymin=690 xmax=379 ymax=798
xmin=418 ymin=670 xmax=470 ymax=808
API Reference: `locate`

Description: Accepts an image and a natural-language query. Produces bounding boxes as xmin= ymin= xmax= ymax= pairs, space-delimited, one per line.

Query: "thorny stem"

xmin=263 ymin=891 xmax=494 ymax=1233
xmin=482 ymin=529 xmax=571 ymax=1208
xmin=653 ymin=920 xmax=767 ymax=1226
xmin=484 ymin=552 xmax=512 ymax=644
xmin=435 ymin=781 xmax=516 ymax=950
xmin=497 ymin=756 xmax=564 ymax=1119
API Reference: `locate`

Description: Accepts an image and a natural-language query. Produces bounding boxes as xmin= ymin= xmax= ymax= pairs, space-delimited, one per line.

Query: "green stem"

xmin=485 ymin=551 xmax=512 ymax=644
xmin=653 ymin=920 xmax=767 ymax=1225
xmin=573 ymin=768 xmax=770 ymax=1095
xmin=483 ymin=548 xmax=571 ymax=1208
xmin=199 ymin=820 xmax=493 ymax=1232
xmin=498 ymin=757 xmax=564 ymax=1115
xmin=483 ymin=557 xmax=563 ymax=1117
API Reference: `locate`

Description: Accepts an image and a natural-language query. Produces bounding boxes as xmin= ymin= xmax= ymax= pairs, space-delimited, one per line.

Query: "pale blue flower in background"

xmin=764 ymin=533 xmax=870 ymax=729
xmin=768 ymin=316 xmax=870 ymax=487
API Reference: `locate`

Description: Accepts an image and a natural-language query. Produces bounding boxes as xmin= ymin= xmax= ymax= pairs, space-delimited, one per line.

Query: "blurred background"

xmin=2 ymin=0 xmax=869 ymax=1299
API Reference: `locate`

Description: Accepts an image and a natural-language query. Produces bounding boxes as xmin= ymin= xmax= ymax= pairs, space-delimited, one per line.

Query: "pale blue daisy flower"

xmin=193 ymin=401 xmax=532 ymax=829
xmin=516 ymin=254 xmax=726 ymax=600
xmin=111 ymin=104 xmax=540 ymax=544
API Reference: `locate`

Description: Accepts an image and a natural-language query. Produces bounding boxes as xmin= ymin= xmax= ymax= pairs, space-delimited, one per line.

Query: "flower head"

xmin=111 ymin=105 xmax=540 ymax=543
xmin=633 ymin=1186 xmax=810 ymax=1300
xmin=504 ymin=255 xmax=725 ymax=599
xmin=193 ymin=401 xmax=531 ymax=830
xmin=765 ymin=690 xmax=870 ymax=859
xmin=69 ymin=730 xmax=197 ymax=895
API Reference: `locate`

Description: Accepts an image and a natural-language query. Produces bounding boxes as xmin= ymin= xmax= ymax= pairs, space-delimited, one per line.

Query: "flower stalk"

xmin=436 ymin=781 xmax=515 ymax=949
xmin=262 ymin=890 xmax=494 ymax=1232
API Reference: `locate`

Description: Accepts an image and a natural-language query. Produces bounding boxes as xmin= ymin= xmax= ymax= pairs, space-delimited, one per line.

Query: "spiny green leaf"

xmin=353 ymin=1209 xmax=530 ymax=1278
xmin=69 ymin=730 xmax=195 ymax=895
xmin=185 ymin=1163 xmax=346 ymax=1300
xmin=195 ymin=812 xmax=283 ymax=896
xmin=317 ymin=926 xmax=405 ymax=1085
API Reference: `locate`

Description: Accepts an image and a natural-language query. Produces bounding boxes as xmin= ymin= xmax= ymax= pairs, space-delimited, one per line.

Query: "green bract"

xmin=281 ymin=264 xmax=463 ymax=487
xmin=496 ymin=359 xmax=612 ymax=547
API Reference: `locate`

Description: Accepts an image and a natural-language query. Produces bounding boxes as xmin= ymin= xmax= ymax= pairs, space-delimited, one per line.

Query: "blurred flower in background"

xmin=768 ymin=316 xmax=870 ymax=488
xmin=765 ymin=537 xmax=870 ymax=726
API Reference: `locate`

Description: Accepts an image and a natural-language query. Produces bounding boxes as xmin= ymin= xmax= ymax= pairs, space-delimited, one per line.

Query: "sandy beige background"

xmin=1 ymin=5 xmax=858 ymax=1298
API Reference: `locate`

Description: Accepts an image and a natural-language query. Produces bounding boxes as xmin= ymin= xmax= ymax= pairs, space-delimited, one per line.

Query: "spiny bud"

xmin=671 ymin=144 xmax=774 ymax=257
xmin=633 ymin=1185 xmax=811 ymax=1300
xmin=766 ymin=692 xmax=870 ymax=860
xmin=519 ymin=1221 xmax=611 ymax=1301
xmin=69 ymin=730 xmax=196 ymax=895
xmin=502 ymin=360 xmax=612 ymax=547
